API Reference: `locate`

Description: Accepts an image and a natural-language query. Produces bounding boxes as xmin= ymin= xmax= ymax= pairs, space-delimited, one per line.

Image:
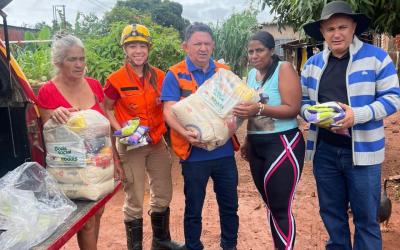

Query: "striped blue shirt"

xmin=300 ymin=37 xmax=400 ymax=165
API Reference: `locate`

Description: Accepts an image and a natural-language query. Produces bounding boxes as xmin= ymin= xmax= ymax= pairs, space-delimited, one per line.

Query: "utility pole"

xmin=52 ymin=5 xmax=66 ymax=30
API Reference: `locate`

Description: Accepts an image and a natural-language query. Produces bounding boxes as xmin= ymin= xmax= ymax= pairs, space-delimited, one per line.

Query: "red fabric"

xmin=104 ymin=80 xmax=120 ymax=100
xmin=37 ymin=77 xmax=105 ymax=115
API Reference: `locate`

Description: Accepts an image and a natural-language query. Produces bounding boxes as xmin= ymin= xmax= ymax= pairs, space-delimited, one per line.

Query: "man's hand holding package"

xmin=331 ymin=102 xmax=354 ymax=132
xmin=171 ymin=69 xmax=260 ymax=151
xmin=184 ymin=126 xmax=207 ymax=148
xmin=304 ymin=101 xmax=351 ymax=136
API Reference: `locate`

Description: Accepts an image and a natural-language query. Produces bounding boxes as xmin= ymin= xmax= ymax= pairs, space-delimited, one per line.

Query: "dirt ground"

xmin=63 ymin=113 xmax=400 ymax=250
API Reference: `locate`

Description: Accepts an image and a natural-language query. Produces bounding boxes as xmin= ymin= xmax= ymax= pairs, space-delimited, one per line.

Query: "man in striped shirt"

xmin=300 ymin=1 xmax=400 ymax=250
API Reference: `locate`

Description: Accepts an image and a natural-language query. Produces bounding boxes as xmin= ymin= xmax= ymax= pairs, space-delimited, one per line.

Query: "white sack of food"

xmin=43 ymin=109 xmax=111 ymax=168
xmin=171 ymin=69 xmax=259 ymax=150
xmin=58 ymin=178 xmax=115 ymax=201
xmin=171 ymin=94 xmax=232 ymax=151
xmin=196 ymin=68 xmax=260 ymax=118
xmin=43 ymin=110 xmax=114 ymax=200
xmin=47 ymin=163 xmax=114 ymax=185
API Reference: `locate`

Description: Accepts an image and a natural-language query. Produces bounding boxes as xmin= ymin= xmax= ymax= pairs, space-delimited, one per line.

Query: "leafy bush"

xmin=13 ymin=5 xmax=185 ymax=85
xmin=74 ymin=12 xmax=107 ymax=40
xmin=13 ymin=46 xmax=51 ymax=85
xmin=12 ymin=27 xmax=53 ymax=85
xmin=84 ymin=21 xmax=184 ymax=84
xmin=103 ymin=6 xmax=144 ymax=28
xmin=84 ymin=22 xmax=126 ymax=84
xmin=148 ymin=23 xmax=184 ymax=72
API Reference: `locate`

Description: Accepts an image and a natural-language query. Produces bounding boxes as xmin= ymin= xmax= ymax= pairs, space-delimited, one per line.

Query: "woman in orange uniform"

xmin=103 ymin=24 xmax=185 ymax=250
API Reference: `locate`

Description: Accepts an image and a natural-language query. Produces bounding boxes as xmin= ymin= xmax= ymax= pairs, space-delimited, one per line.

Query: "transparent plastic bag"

xmin=0 ymin=162 xmax=76 ymax=250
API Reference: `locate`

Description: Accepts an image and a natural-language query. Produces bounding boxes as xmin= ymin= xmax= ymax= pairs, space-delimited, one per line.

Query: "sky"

xmin=2 ymin=0 xmax=273 ymax=28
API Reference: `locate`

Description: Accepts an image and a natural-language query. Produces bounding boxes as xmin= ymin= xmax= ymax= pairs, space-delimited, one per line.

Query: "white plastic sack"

xmin=58 ymin=178 xmax=115 ymax=201
xmin=171 ymin=94 xmax=231 ymax=150
xmin=172 ymin=69 xmax=259 ymax=150
xmin=44 ymin=109 xmax=112 ymax=168
xmin=0 ymin=162 xmax=76 ymax=250
xmin=47 ymin=164 xmax=114 ymax=185
xmin=195 ymin=68 xmax=260 ymax=118
xmin=43 ymin=110 xmax=115 ymax=200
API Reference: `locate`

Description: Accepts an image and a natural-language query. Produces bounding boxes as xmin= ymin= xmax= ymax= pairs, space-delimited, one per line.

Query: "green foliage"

xmin=81 ymin=3 xmax=185 ymax=83
xmin=212 ymin=10 xmax=259 ymax=76
xmin=103 ymin=6 xmax=144 ymax=27
xmin=22 ymin=26 xmax=52 ymax=51
xmin=148 ymin=24 xmax=185 ymax=71
xmin=34 ymin=22 xmax=51 ymax=31
xmin=37 ymin=26 xmax=52 ymax=40
xmin=51 ymin=20 xmax=74 ymax=34
xmin=84 ymin=22 xmax=126 ymax=84
xmin=116 ymin=0 xmax=190 ymax=36
xmin=13 ymin=0 xmax=185 ymax=85
xmin=11 ymin=27 xmax=53 ymax=84
xmin=74 ymin=12 xmax=106 ymax=39
xmin=13 ymin=46 xmax=51 ymax=84
xmin=262 ymin=0 xmax=400 ymax=36
xmin=84 ymin=21 xmax=184 ymax=84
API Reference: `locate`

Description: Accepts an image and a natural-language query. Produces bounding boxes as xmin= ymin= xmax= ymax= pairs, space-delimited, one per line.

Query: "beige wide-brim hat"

xmin=303 ymin=1 xmax=370 ymax=41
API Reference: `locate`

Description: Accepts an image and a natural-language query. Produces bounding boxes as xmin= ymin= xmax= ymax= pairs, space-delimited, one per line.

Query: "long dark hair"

xmin=249 ymin=31 xmax=281 ymax=85
xmin=143 ymin=63 xmax=158 ymax=95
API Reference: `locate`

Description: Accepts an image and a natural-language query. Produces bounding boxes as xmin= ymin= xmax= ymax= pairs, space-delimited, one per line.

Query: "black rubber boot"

xmin=125 ymin=218 xmax=143 ymax=250
xmin=151 ymin=208 xmax=186 ymax=250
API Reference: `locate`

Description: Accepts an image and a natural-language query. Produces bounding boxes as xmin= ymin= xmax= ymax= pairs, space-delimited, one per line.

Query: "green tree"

xmin=13 ymin=1 xmax=185 ymax=85
xmin=115 ymin=0 xmax=190 ymax=36
xmin=84 ymin=21 xmax=184 ymax=84
xmin=212 ymin=10 xmax=259 ymax=76
xmin=84 ymin=22 xmax=126 ymax=84
xmin=74 ymin=12 xmax=106 ymax=39
xmin=34 ymin=22 xmax=51 ymax=31
xmin=117 ymin=0 xmax=160 ymax=10
xmin=103 ymin=6 xmax=144 ymax=27
xmin=262 ymin=0 xmax=400 ymax=36
xmin=149 ymin=23 xmax=185 ymax=71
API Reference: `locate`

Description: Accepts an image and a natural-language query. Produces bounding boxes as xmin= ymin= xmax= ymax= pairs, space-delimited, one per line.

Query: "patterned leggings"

xmin=248 ymin=128 xmax=305 ymax=250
